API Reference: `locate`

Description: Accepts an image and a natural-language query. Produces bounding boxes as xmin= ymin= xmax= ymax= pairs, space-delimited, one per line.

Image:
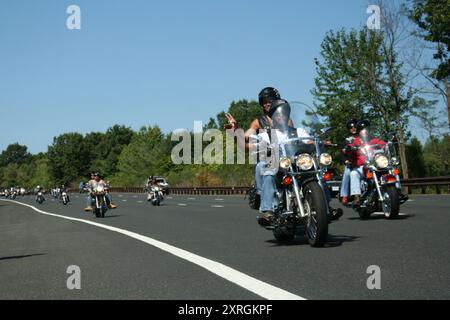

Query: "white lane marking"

xmin=166 ymin=197 xmax=173 ymax=199
xmin=215 ymin=199 xmax=224 ymax=201
xmin=0 ymin=199 xmax=304 ymax=300
xmin=211 ymin=205 xmax=224 ymax=208
xmin=137 ymin=201 xmax=143 ymax=203
xmin=188 ymin=198 xmax=196 ymax=200
xmin=178 ymin=203 xmax=187 ymax=207
xmin=122 ymin=200 xmax=128 ymax=202
xmin=118 ymin=195 xmax=123 ymax=198
xmin=133 ymin=196 xmax=138 ymax=198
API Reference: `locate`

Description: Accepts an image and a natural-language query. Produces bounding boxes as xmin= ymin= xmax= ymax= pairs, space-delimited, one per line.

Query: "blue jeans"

xmin=340 ymin=166 xmax=351 ymax=197
xmin=260 ymin=175 xmax=278 ymax=212
xmin=350 ymin=167 xmax=364 ymax=196
xmin=255 ymin=162 xmax=265 ymax=195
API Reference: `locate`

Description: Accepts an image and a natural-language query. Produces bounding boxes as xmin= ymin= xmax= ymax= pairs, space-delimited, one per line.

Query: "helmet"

xmin=258 ymin=87 xmax=281 ymax=106
xmin=357 ymin=119 xmax=371 ymax=131
xmin=268 ymin=99 xmax=291 ymax=119
xmin=346 ymin=118 xmax=358 ymax=129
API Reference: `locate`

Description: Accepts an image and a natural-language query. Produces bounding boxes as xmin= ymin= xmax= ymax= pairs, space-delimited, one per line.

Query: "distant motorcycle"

xmin=61 ymin=191 xmax=70 ymax=205
xmin=91 ymin=186 xmax=108 ymax=218
xmin=147 ymin=185 xmax=163 ymax=206
xmin=36 ymin=192 xmax=45 ymax=204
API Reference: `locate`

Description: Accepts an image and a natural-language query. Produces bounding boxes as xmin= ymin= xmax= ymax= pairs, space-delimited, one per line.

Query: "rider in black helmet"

xmin=225 ymin=86 xmax=281 ymax=138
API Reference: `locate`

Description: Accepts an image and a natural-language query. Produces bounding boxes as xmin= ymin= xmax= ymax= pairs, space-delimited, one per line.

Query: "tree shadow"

xmin=0 ymin=253 xmax=46 ymax=261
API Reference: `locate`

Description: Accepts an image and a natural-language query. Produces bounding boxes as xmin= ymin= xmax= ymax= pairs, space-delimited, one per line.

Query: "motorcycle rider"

xmin=340 ymin=119 xmax=359 ymax=205
xmin=225 ymin=87 xmax=293 ymax=201
xmin=35 ymin=185 xmax=44 ymax=202
xmin=346 ymin=120 xmax=386 ymax=206
xmin=60 ymin=184 xmax=70 ymax=203
xmin=246 ymin=100 xmax=311 ymax=225
xmin=147 ymin=176 xmax=164 ymax=201
xmin=83 ymin=172 xmax=117 ymax=212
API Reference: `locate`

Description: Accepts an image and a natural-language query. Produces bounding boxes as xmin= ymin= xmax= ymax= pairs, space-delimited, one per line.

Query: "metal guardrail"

xmin=401 ymin=176 xmax=450 ymax=194
xmin=108 ymin=176 xmax=450 ymax=195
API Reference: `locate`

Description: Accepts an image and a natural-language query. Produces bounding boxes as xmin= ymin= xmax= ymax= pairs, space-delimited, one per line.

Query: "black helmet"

xmin=346 ymin=118 xmax=358 ymax=129
xmin=268 ymin=99 xmax=291 ymax=119
xmin=258 ymin=87 xmax=281 ymax=106
xmin=357 ymin=119 xmax=371 ymax=131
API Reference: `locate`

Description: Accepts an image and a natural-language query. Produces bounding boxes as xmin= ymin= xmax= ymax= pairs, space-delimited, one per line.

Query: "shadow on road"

xmin=0 ymin=254 xmax=45 ymax=261
xmin=347 ymin=213 xmax=414 ymax=221
xmin=265 ymin=234 xmax=360 ymax=248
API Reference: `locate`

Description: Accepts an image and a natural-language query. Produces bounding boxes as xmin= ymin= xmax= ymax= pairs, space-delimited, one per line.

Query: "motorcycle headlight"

xmin=375 ymin=154 xmax=389 ymax=169
xmin=279 ymin=157 xmax=292 ymax=169
xmin=319 ymin=153 xmax=333 ymax=166
xmin=296 ymin=154 xmax=313 ymax=171
xmin=96 ymin=186 xmax=104 ymax=193
xmin=391 ymin=157 xmax=399 ymax=166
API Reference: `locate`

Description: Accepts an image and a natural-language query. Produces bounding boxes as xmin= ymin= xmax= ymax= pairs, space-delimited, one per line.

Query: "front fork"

xmin=372 ymin=172 xmax=385 ymax=202
xmin=291 ymin=176 xmax=307 ymax=218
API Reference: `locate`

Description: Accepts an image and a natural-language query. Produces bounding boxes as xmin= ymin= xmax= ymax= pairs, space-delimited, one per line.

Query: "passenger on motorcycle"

xmin=340 ymin=118 xmax=359 ymax=205
xmin=84 ymin=172 xmax=117 ymax=212
xmin=345 ymin=120 xmax=386 ymax=206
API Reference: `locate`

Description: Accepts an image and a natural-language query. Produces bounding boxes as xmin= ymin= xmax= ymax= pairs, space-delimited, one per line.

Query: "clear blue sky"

xmin=1 ymin=0 xmax=424 ymax=154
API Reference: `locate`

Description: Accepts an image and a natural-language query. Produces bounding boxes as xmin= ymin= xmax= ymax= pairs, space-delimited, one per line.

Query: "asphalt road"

xmin=0 ymin=193 xmax=449 ymax=300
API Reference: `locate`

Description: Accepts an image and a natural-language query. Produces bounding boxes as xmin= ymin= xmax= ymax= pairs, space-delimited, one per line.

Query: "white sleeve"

xmin=297 ymin=128 xmax=311 ymax=138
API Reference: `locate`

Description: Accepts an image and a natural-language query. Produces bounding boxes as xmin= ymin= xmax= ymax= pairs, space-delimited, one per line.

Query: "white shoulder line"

xmin=0 ymin=199 xmax=305 ymax=301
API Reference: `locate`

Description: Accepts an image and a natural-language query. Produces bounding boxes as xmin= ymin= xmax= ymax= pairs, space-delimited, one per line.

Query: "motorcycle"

xmin=10 ymin=189 xmax=17 ymax=200
xmin=251 ymin=102 xmax=332 ymax=247
xmin=346 ymin=131 xmax=401 ymax=220
xmin=147 ymin=185 xmax=163 ymax=206
xmin=61 ymin=191 xmax=70 ymax=205
xmin=91 ymin=185 xmax=108 ymax=218
xmin=36 ymin=192 xmax=45 ymax=204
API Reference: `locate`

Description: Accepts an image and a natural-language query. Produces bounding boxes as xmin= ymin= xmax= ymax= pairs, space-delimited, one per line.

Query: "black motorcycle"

xmin=251 ymin=102 xmax=331 ymax=247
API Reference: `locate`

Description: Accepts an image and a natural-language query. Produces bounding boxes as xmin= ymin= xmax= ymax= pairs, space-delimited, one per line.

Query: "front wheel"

xmin=383 ymin=186 xmax=400 ymax=219
xmin=303 ymin=182 xmax=328 ymax=247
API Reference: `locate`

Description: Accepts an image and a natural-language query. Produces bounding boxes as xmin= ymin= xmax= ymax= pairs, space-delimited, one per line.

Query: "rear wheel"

xmin=303 ymin=182 xmax=328 ymax=247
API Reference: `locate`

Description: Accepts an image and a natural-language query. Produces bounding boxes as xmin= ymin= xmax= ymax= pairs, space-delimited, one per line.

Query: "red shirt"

xmin=345 ymin=136 xmax=386 ymax=167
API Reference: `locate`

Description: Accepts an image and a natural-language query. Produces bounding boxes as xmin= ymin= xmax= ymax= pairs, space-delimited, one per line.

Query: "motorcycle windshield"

xmin=271 ymin=101 xmax=326 ymax=156
xmin=358 ymin=128 xmax=385 ymax=161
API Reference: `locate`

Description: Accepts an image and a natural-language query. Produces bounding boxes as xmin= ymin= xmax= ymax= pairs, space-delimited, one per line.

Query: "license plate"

xmin=332 ymin=186 xmax=339 ymax=191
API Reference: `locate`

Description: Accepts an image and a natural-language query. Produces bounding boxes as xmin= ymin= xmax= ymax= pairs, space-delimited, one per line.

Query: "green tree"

xmin=0 ymin=143 xmax=31 ymax=167
xmin=113 ymin=126 xmax=171 ymax=186
xmin=409 ymin=0 xmax=450 ymax=126
xmin=312 ymin=27 xmax=419 ymax=179
xmin=47 ymin=133 xmax=91 ymax=185
xmin=406 ymin=137 xmax=426 ymax=177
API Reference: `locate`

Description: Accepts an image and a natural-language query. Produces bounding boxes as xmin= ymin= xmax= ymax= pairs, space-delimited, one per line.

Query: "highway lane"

xmin=1 ymin=193 xmax=449 ymax=300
